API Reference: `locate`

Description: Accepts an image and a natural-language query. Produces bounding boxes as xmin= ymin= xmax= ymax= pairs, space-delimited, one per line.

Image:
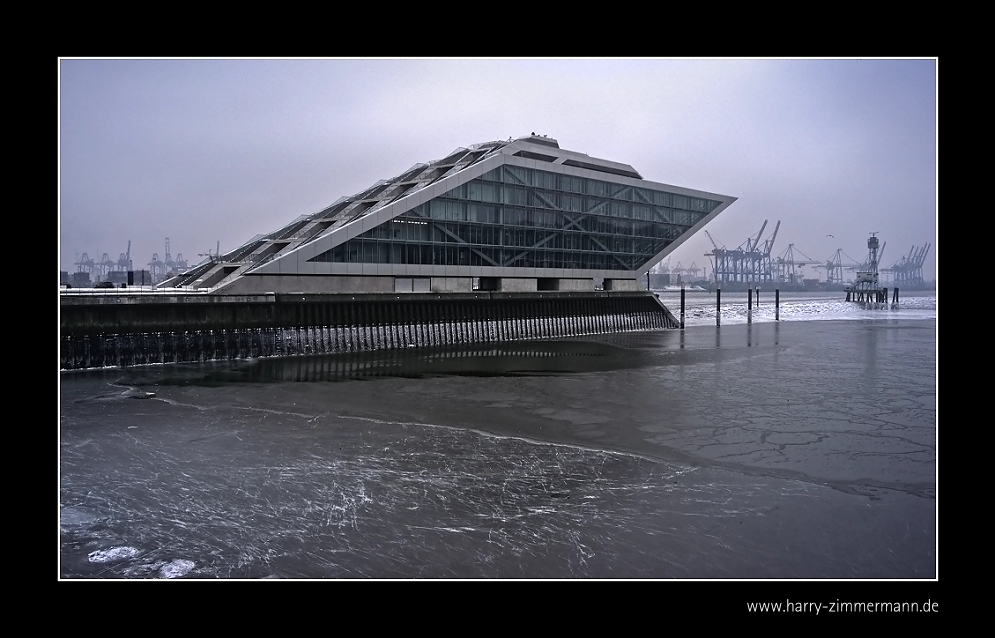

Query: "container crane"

xmin=96 ymin=253 xmax=116 ymax=279
xmin=886 ymin=243 xmax=931 ymax=288
xmin=75 ymin=253 xmax=94 ymax=274
xmin=148 ymin=253 xmax=165 ymax=282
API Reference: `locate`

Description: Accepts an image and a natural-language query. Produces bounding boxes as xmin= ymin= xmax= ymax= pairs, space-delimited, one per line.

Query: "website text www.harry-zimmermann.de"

xmin=747 ymin=600 xmax=938 ymax=614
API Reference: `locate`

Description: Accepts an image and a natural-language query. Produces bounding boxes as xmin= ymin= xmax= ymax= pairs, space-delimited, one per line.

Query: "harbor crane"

xmin=148 ymin=253 xmax=165 ymax=282
xmin=703 ymin=231 xmax=722 ymax=284
xmin=704 ymin=230 xmax=724 ymax=250
xmin=746 ymin=220 xmax=768 ymax=253
xmin=116 ymin=241 xmax=132 ymax=272
xmin=775 ymin=243 xmax=819 ymax=286
xmin=673 ymin=261 xmax=702 ymax=282
xmin=75 ymin=253 xmax=94 ymax=274
xmin=884 ymin=243 xmax=931 ymax=289
xmin=706 ymin=220 xmax=780 ymax=285
xmin=814 ymin=249 xmax=850 ymax=286
xmin=96 ymin=253 xmax=116 ymax=279
xmin=164 ymin=238 xmax=176 ymax=275
xmin=649 ymin=256 xmax=671 ymax=275
xmin=199 ymin=241 xmax=222 ymax=264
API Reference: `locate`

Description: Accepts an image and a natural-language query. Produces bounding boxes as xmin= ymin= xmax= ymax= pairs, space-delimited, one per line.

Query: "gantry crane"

xmin=75 ymin=253 xmax=94 ymax=274
xmin=706 ymin=221 xmax=780 ymax=285
xmin=885 ymin=243 xmax=931 ymax=288
xmin=96 ymin=253 xmax=116 ymax=279
xmin=148 ymin=253 xmax=165 ymax=282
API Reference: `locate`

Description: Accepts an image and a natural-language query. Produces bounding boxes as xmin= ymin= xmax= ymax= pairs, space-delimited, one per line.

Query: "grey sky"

xmin=59 ymin=58 xmax=937 ymax=281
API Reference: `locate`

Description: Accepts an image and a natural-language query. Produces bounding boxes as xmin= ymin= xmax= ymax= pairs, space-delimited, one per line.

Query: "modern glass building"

xmin=164 ymin=135 xmax=736 ymax=294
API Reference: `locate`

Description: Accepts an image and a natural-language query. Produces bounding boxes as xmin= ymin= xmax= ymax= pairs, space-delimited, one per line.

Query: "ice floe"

xmin=158 ymin=559 xmax=195 ymax=579
xmin=88 ymin=546 xmax=141 ymax=563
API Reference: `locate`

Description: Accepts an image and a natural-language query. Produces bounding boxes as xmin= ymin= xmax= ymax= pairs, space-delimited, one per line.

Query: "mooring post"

xmin=716 ymin=287 xmax=721 ymax=327
xmin=680 ymin=283 xmax=685 ymax=330
xmin=748 ymin=287 xmax=753 ymax=324
xmin=775 ymin=288 xmax=780 ymax=321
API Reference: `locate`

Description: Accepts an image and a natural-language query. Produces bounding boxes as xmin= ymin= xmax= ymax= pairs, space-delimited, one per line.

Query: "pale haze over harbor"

xmin=58 ymin=58 xmax=937 ymax=283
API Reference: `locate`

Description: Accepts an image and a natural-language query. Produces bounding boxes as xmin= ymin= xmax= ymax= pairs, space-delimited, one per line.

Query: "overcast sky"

xmin=58 ymin=58 xmax=937 ymax=282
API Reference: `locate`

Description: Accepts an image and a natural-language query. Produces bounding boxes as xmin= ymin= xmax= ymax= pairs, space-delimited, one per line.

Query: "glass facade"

xmin=309 ymin=165 xmax=719 ymax=271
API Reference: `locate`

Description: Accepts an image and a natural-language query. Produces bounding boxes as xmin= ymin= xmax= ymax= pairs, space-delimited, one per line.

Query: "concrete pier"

xmin=60 ymin=290 xmax=679 ymax=370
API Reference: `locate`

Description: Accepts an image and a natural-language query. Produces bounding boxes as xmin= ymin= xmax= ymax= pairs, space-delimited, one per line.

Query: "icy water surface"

xmin=59 ymin=293 xmax=937 ymax=579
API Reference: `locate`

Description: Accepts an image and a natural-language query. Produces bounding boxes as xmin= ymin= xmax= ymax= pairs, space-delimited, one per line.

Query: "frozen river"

xmin=59 ymin=292 xmax=937 ymax=579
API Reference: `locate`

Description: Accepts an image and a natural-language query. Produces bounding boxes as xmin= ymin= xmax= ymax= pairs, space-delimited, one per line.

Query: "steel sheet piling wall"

xmin=61 ymin=292 xmax=676 ymax=370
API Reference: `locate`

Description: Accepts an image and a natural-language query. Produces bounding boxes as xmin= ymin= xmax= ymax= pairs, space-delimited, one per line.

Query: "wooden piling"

xmin=680 ymin=284 xmax=685 ymax=330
